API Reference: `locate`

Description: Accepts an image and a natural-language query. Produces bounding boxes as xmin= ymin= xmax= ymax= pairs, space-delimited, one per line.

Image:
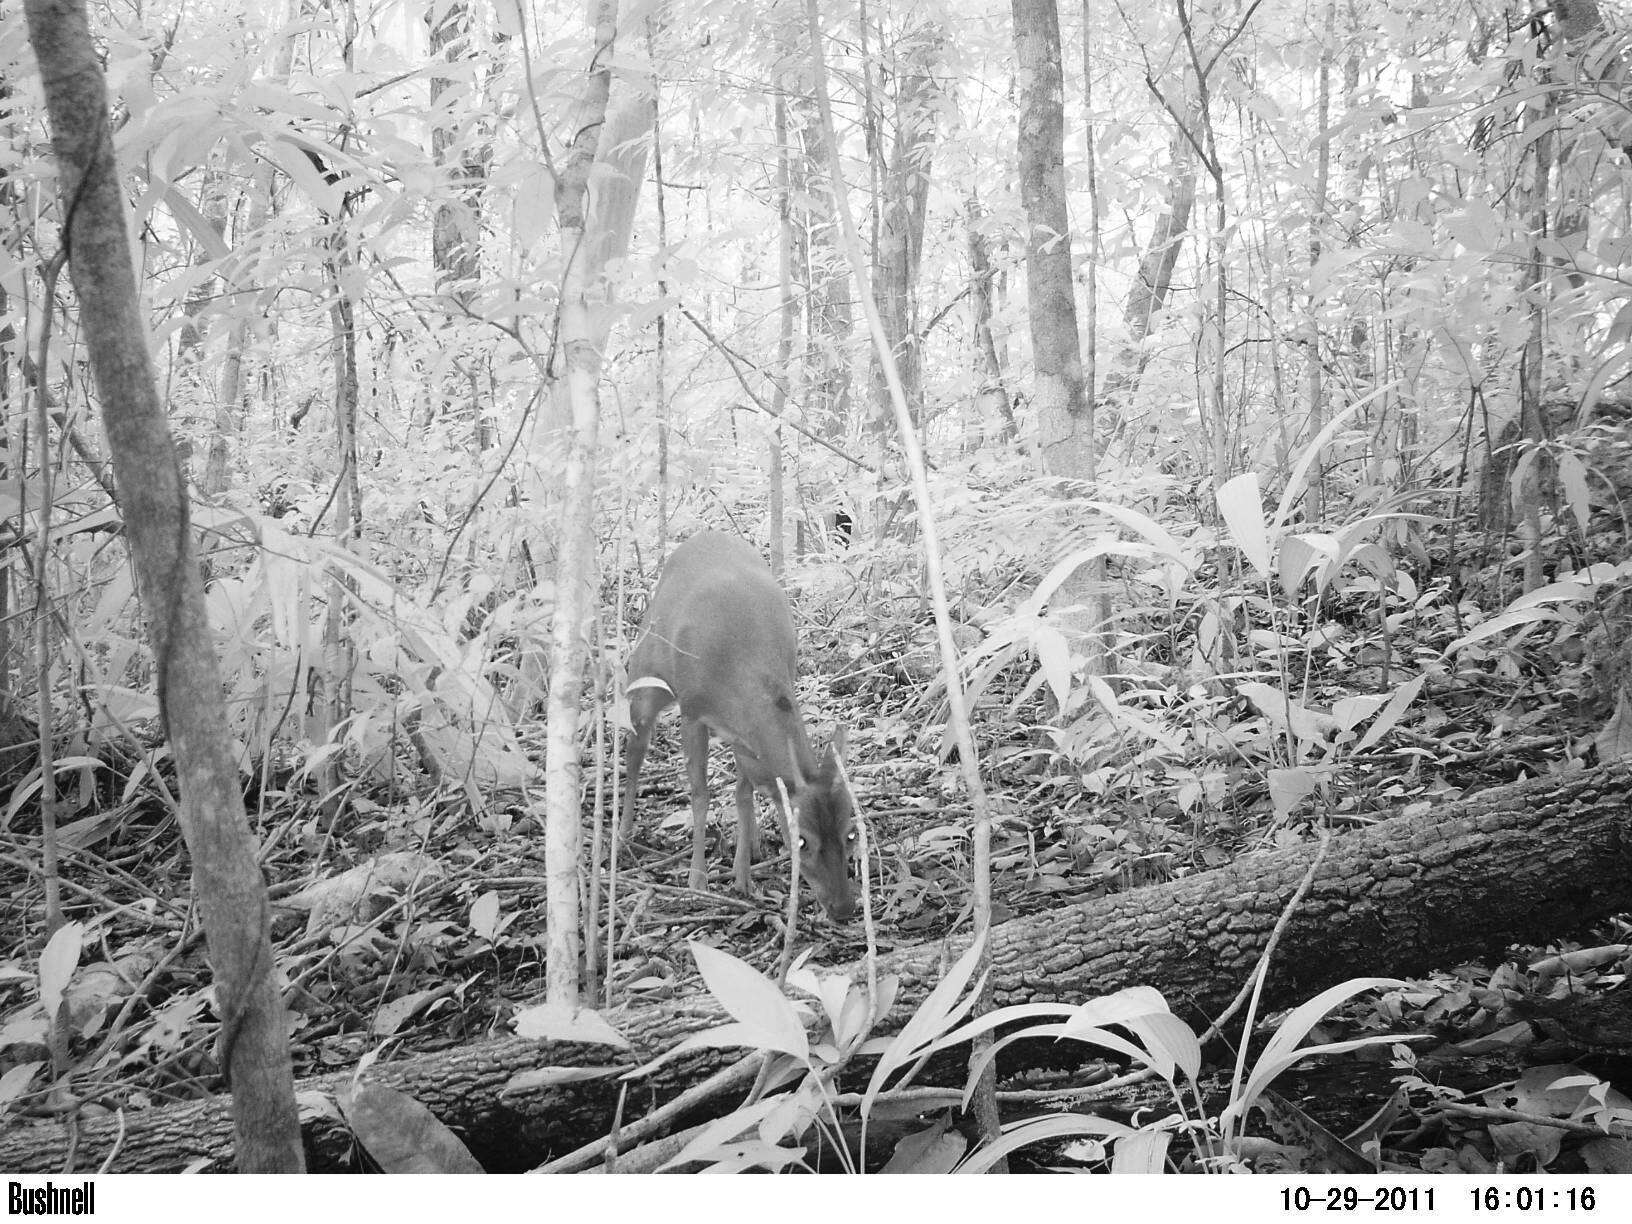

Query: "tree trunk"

xmin=1079 ymin=0 xmax=1100 ymax=449
xmin=318 ymin=232 xmax=361 ymax=782
xmin=541 ymin=4 xmax=652 ymax=1005
xmin=965 ymin=191 xmax=1014 ymax=444
xmin=1478 ymin=10 xmax=1607 ymax=574
xmin=1098 ymin=117 xmax=1195 ymax=430
xmin=427 ymin=0 xmax=490 ymax=439
xmin=1302 ymin=2 xmax=1334 ymax=519
xmin=428 ymin=2 xmax=481 ymax=295
xmin=14 ymin=758 xmax=1631 ymax=1172
xmin=1011 ymin=0 xmax=1090 ymax=478
xmin=791 ymin=93 xmax=854 ymax=438
xmin=649 ymin=32 xmax=672 ymax=561
xmin=868 ymin=23 xmax=941 ymax=438
xmin=22 ymin=0 xmax=302 ymax=1173
xmin=770 ymin=90 xmax=796 ymax=574
xmin=1515 ymin=59 xmax=1555 ymax=597
xmin=177 ymin=168 xmax=228 ymax=496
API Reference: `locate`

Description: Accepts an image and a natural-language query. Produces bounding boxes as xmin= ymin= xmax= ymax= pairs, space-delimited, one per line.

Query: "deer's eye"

xmin=797 ymin=836 xmax=808 ymax=851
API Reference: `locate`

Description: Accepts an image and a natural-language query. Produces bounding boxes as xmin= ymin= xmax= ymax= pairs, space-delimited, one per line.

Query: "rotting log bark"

xmin=6 ymin=759 xmax=1630 ymax=1172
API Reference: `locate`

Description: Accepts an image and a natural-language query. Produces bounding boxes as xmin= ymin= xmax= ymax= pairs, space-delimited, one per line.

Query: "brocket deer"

xmin=620 ymin=531 xmax=858 ymax=921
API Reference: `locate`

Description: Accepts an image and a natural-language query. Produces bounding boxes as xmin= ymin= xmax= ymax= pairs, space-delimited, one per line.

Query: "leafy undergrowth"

xmin=615 ymin=933 xmax=1632 ymax=1173
xmin=3 ymin=631 xmax=1629 ymax=1173
xmin=4 ymin=470 xmax=1632 ymax=1168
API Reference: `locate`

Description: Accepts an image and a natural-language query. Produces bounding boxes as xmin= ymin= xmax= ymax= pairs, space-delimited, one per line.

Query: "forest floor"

xmin=3 ymin=553 xmax=1631 ymax=1173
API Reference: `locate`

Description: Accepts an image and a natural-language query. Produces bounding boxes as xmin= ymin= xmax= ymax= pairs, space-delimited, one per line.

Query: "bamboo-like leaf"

xmin=1123 ymin=1012 xmax=1202 ymax=1084
xmin=1444 ymin=607 xmax=1562 ymax=656
xmin=656 ymin=1097 xmax=787 ymax=1172
xmin=1222 ymin=978 xmax=1405 ymax=1130
xmin=1271 ymin=394 xmax=1380 ymax=532
xmin=862 ymin=934 xmax=986 ymax=1112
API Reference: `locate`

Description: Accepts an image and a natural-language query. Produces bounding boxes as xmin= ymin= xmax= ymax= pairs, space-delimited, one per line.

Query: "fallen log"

xmin=5 ymin=758 xmax=1629 ymax=1172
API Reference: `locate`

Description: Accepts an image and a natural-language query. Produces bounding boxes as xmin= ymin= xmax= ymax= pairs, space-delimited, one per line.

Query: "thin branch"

xmin=676 ymin=304 xmax=877 ymax=473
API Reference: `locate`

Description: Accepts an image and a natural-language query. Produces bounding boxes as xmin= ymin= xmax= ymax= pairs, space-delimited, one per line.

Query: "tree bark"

xmin=541 ymin=3 xmax=652 ymax=1004
xmin=428 ymin=2 xmax=482 ymax=297
xmin=1012 ymin=0 xmax=1090 ymax=477
xmin=1302 ymin=3 xmax=1334 ymax=519
xmin=1099 ymin=118 xmax=1195 ymax=430
xmin=965 ymin=191 xmax=1014 ymax=444
xmin=10 ymin=758 xmax=1630 ymax=1172
xmin=791 ymin=92 xmax=855 ymax=438
xmin=22 ymin=0 xmax=302 ymax=1172
xmin=427 ymin=0 xmax=490 ymax=440
xmin=770 ymin=90 xmax=796 ymax=573
xmin=868 ymin=23 xmax=941 ymax=435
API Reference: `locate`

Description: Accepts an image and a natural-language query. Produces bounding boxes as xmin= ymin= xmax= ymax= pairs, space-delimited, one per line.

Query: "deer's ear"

xmin=785 ymin=736 xmax=812 ymax=788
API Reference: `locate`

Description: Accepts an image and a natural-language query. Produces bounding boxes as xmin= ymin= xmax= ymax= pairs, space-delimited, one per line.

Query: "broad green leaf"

xmin=1217 ymin=473 xmax=1272 ymax=578
xmin=1278 ymin=532 xmax=1334 ymax=594
xmin=1272 ymin=394 xmax=1379 ymax=532
xmin=1605 ymin=299 xmax=1632 ymax=350
xmin=0 ymin=1061 xmax=42 ymax=1113
xmin=158 ymin=186 xmax=232 ymax=262
xmin=1268 ymin=767 xmax=1320 ymax=819
xmin=862 ymin=934 xmax=986 ymax=1113
xmin=917 ymin=1000 xmax=1072 ymax=1067
xmin=689 ymin=941 xmax=808 ymax=1059
xmin=1083 ymin=501 xmax=1193 ymax=566
xmin=1112 ymin=1129 xmax=1172 ymax=1173
xmin=756 ymin=1078 xmax=823 ymax=1146
xmin=39 ymin=923 xmax=84 ymax=1020
xmin=1087 ymin=675 xmax=1187 ymax=752
xmin=266 ymin=135 xmax=343 ymax=216
xmin=1226 ymin=978 xmax=1404 ymax=1127
xmin=1331 ymin=694 xmax=1387 ymax=734
xmin=1224 ymin=1032 xmax=1424 ymax=1135
xmin=689 ymin=1141 xmax=806 ymax=1174
xmin=1558 ymin=451 xmax=1592 ymax=533
xmin=338 ymin=1082 xmax=483 ymax=1173
xmin=469 ymin=891 xmax=502 ymax=941
xmin=1030 ymin=544 xmax=1110 ymax=606
xmin=503 ymin=1065 xmax=620 ymax=1092
xmin=1124 ymin=1012 xmax=1202 ymax=1084
xmin=1059 ymin=985 xmax=1172 ymax=1029
xmin=961 ymin=1023 xmax=1076 ymax=1107
xmin=1239 ymin=681 xmax=1336 ymax=743
xmin=1035 ymin=625 xmax=1073 ymax=709
xmin=657 ymin=1097 xmax=786 ymax=1171
xmin=962 ymin=1008 xmax=1168 ymax=1107
xmin=882 ymin=1122 xmax=966 ymax=1173
xmin=1353 ymin=675 xmax=1426 ymax=753
xmin=1595 ymin=690 xmax=1632 ymax=762
xmin=957 ymin=1114 xmax=1135 ymax=1174
xmin=1508 ymin=575 xmax=1605 ymax=611
xmin=1444 ymin=607 xmax=1561 ymax=655
xmin=510 ymin=1002 xmax=630 ymax=1048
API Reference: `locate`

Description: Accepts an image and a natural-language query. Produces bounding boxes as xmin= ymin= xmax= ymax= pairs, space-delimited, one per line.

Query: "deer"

xmin=620 ymin=531 xmax=858 ymax=921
